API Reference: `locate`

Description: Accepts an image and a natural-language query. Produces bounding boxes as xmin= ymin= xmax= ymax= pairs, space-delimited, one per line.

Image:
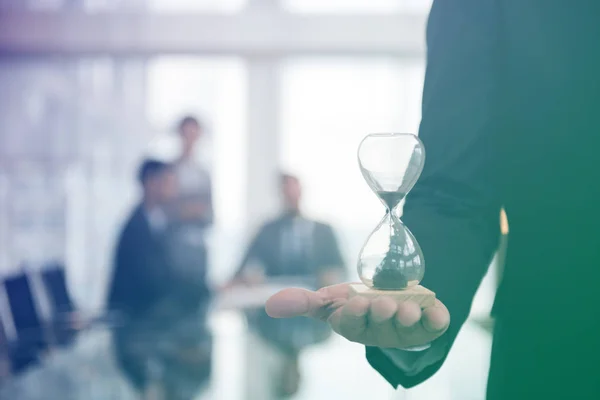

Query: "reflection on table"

xmin=0 ymin=280 xmax=493 ymax=400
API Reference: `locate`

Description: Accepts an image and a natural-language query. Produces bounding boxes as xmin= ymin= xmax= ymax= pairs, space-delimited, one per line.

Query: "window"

xmin=146 ymin=56 xmax=247 ymax=285
xmin=280 ymin=57 xmax=425 ymax=231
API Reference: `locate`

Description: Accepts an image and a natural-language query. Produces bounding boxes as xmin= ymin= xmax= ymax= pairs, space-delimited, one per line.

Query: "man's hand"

xmin=266 ymin=283 xmax=450 ymax=349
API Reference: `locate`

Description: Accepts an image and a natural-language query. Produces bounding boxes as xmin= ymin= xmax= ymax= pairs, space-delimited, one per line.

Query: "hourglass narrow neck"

xmin=377 ymin=190 xmax=406 ymax=212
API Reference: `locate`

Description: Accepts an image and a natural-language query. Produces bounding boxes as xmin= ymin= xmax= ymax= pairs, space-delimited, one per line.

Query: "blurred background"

xmin=0 ymin=1 xmax=500 ymax=399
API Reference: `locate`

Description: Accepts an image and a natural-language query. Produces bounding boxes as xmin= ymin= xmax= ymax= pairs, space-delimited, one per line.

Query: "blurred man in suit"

xmin=107 ymin=159 xmax=211 ymax=400
xmin=233 ymin=174 xmax=345 ymax=398
xmin=107 ymin=159 xmax=177 ymax=394
xmin=266 ymin=1 xmax=600 ymax=399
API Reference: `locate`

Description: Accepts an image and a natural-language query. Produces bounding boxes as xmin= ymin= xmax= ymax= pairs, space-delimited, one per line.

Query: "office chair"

xmin=41 ymin=264 xmax=78 ymax=346
xmin=3 ymin=272 xmax=49 ymax=374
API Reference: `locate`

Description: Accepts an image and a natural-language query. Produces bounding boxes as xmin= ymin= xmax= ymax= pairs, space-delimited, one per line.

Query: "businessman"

xmin=107 ymin=159 xmax=211 ymax=399
xmin=266 ymin=1 xmax=600 ymax=398
xmin=232 ymin=174 xmax=345 ymax=397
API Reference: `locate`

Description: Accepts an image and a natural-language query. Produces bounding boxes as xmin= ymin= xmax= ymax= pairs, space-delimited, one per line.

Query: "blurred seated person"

xmin=231 ymin=174 xmax=345 ymax=398
xmin=107 ymin=159 xmax=212 ymax=400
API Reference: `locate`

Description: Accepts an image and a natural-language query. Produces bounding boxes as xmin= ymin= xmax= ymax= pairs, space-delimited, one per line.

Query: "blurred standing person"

xmin=161 ymin=115 xmax=214 ymax=397
xmin=232 ymin=174 xmax=345 ymax=399
xmin=160 ymin=115 xmax=214 ymax=398
xmin=167 ymin=115 xmax=213 ymax=301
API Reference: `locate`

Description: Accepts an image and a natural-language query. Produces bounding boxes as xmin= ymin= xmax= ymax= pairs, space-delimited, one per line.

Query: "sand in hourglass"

xmin=377 ymin=190 xmax=406 ymax=210
xmin=351 ymin=191 xmax=435 ymax=307
xmin=373 ymin=190 xmax=411 ymax=290
xmin=355 ymin=134 xmax=435 ymax=307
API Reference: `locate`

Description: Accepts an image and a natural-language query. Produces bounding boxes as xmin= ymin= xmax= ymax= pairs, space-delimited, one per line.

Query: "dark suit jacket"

xmin=238 ymin=214 xmax=345 ymax=352
xmin=238 ymin=214 xmax=345 ymax=280
xmin=367 ymin=1 xmax=600 ymax=398
xmin=107 ymin=205 xmax=171 ymax=321
xmin=107 ymin=205 xmax=212 ymax=390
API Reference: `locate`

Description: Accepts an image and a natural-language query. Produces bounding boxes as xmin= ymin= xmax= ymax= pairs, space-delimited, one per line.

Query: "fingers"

xmin=329 ymin=296 xmax=370 ymax=341
xmin=365 ymin=299 xmax=447 ymax=349
xmin=265 ymin=288 xmax=325 ymax=318
xmin=316 ymin=283 xmax=351 ymax=300
xmin=368 ymin=297 xmax=400 ymax=347
xmin=265 ymin=283 xmax=351 ymax=319
xmin=266 ymin=285 xmax=451 ymax=349
xmin=340 ymin=298 xmax=425 ymax=348
xmin=369 ymin=297 xmax=398 ymax=323
xmin=395 ymin=301 xmax=422 ymax=328
xmin=421 ymin=299 xmax=450 ymax=333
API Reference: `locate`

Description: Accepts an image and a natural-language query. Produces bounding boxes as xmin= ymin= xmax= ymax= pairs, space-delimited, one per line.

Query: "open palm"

xmin=266 ymin=283 xmax=450 ymax=349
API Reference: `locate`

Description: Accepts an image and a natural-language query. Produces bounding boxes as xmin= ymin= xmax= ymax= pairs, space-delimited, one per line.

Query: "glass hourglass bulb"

xmin=357 ymin=133 xmax=426 ymax=290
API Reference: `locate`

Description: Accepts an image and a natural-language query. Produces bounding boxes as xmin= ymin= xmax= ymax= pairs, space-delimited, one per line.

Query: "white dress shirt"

xmin=381 ymin=338 xmax=448 ymax=377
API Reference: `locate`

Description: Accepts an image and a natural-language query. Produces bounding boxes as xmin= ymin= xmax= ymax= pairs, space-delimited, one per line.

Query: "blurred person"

xmin=107 ymin=159 xmax=175 ymax=395
xmin=107 ymin=159 xmax=211 ymax=400
xmin=163 ymin=115 xmax=214 ymax=397
xmin=265 ymin=1 xmax=600 ymax=399
xmin=231 ymin=174 xmax=345 ymax=398
xmin=166 ymin=115 xmax=213 ymax=295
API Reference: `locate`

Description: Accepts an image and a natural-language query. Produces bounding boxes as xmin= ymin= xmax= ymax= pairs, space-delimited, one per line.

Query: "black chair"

xmin=3 ymin=273 xmax=48 ymax=374
xmin=41 ymin=264 xmax=78 ymax=346
xmin=41 ymin=263 xmax=125 ymax=342
xmin=41 ymin=264 xmax=74 ymax=314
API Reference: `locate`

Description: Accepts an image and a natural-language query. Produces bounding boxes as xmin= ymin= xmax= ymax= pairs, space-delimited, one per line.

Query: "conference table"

xmin=0 ymin=278 xmax=494 ymax=400
xmin=0 ymin=280 xmax=312 ymax=400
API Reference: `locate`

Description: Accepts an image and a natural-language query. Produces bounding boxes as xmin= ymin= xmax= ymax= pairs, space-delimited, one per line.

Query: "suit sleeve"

xmin=366 ymin=0 xmax=505 ymax=388
xmin=107 ymin=222 xmax=170 ymax=319
xmin=107 ymin=226 xmax=141 ymax=316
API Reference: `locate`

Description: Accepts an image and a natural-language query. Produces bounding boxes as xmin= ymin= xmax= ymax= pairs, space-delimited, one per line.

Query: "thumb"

xmin=265 ymin=288 xmax=327 ymax=318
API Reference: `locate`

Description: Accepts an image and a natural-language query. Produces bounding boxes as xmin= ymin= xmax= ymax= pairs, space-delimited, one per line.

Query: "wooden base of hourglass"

xmin=348 ymin=283 xmax=436 ymax=308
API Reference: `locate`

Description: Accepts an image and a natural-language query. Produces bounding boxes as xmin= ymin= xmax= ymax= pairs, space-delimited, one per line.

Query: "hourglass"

xmin=349 ymin=133 xmax=435 ymax=307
